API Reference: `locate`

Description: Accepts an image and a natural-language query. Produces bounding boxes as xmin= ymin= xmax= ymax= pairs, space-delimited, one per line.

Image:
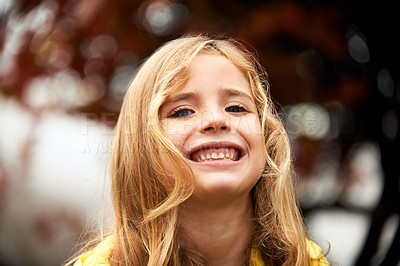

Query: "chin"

xmin=191 ymin=172 xmax=257 ymax=200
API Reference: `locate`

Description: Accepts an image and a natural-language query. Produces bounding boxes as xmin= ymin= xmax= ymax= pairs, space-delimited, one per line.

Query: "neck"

xmin=178 ymin=194 xmax=254 ymax=266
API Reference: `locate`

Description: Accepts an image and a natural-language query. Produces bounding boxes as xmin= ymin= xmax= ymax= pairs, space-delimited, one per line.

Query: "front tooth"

xmin=211 ymin=153 xmax=218 ymax=159
xmin=200 ymin=154 xmax=206 ymax=161
xmin=218 ymin=152 xmax=225 ymax=159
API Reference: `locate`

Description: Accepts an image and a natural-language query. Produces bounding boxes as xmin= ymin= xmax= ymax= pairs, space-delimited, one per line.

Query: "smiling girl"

xmin=71 ymin=35 xmax=329 ymax=265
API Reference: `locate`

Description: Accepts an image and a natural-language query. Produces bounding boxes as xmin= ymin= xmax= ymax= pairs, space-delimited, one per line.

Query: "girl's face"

xmin=159 ymin=55 xmax=266 ymax=202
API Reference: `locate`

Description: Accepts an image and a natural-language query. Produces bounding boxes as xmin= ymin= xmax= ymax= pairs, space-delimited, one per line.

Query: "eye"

xmin=226 ymin=104 xmax=248 ymax=113
xmin=169 ymin=108 xmax=194 ymax=118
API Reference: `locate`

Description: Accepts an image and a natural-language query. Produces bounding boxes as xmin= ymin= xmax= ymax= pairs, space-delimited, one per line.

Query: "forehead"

xmin=189 ymin=54 xmax=244 ymax=76
xmin=181 ymin=54 xmax=251 ymax=93
xmin=159 ymin=54 xmax=256 ymax=109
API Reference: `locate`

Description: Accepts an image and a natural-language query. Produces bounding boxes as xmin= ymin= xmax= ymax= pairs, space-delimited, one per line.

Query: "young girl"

xmin=71 ymin=35 xmax=329 ymax=265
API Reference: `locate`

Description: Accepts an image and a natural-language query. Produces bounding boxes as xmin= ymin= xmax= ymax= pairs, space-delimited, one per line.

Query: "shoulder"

xmin=306 ymin=239 xmax=330 ymax=265
xmin=73 ymin=235 xmax=117 ymax=266
xmin=74 ymin=236 xmax=329 ymax=265
xmin=250 ymin=239 xmax=329 ymax=266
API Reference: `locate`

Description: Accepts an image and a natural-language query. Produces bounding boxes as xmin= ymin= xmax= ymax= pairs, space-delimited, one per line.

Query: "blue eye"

xmin=170 ymin=108 xmax=194 ymax=118
xmin=226 ymin=105 xmax=247 ymax=112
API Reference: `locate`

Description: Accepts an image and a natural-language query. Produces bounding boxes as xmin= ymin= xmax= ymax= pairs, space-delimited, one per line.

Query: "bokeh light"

xmin=137 ymin=1 xmax=188 ymax=36
xmin=347 ymin=28 xmax=370 ymax=64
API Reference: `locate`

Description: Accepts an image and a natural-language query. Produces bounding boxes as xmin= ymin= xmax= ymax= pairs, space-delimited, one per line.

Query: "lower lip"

xmin=187 ymin=154 xmax=247 ymax=168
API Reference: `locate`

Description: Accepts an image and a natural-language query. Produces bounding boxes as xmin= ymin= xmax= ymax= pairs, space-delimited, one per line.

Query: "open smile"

xmin=186 ymin=141 xmax=246 ymax=163
xmin=190 ymin=147 xmax=240 ymax=162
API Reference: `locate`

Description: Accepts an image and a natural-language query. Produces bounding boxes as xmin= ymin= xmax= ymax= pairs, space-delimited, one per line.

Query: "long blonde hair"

xmin=111 ymin=35 xmax=308 ymax=265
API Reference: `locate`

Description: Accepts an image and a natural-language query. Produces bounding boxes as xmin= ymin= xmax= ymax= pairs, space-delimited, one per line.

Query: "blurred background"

xmin=0 ymin=0 xmax=399 ymax=265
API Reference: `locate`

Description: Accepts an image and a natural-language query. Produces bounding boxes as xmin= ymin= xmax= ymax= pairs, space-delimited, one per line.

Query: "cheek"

xmin=159 ymin=154 xmax=174 ymax=181
xmin=162 ymin=119 xmax=196 ymax=136
xmin=161 ymin=119 xmax=197 ymax=150
xmin=244 ymin=117 xmax=267 ymax=164
xmin=239 ymin=117 xmax=264 ymax=144
xmin=160 ymin=120 xmax=190 ymax=166
xmin=157 ymin=145 xmax=181 ymax=186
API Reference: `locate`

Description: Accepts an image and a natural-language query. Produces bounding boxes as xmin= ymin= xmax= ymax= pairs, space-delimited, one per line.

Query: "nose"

xmin=200 ymin=106 xmax=230 ymax=133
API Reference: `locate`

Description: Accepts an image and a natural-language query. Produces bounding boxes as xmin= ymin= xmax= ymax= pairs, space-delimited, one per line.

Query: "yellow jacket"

xmin=74 ymin=236 xmax=329 ymax=265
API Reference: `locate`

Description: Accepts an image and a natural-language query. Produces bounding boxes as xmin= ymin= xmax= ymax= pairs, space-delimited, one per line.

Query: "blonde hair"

xmin=110 ymin=35 xmax=308 ymax=265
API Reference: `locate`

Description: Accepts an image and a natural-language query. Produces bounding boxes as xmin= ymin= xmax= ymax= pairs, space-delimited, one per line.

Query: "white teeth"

xmin=191 ymin=148 xmax=239 ymax=162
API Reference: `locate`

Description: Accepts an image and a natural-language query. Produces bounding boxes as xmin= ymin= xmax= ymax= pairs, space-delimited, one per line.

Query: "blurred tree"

xmin=1 ymin=0 xmax=399 ymax=265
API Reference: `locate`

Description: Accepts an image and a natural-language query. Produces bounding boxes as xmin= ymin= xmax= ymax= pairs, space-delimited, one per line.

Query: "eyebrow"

xmin=221 ymin=87 xmax=253 ymax=102
xmin=164 ymin=92 xmax=197 ymax=105
xmin=163 ymin=87 xmax=253 ymax=106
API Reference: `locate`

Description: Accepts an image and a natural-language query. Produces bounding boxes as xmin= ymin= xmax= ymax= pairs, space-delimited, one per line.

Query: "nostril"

xmin=204 ymin=126 xmax=227 ymax=131
xmin=204 ymin=126 xmax=228 ymax=131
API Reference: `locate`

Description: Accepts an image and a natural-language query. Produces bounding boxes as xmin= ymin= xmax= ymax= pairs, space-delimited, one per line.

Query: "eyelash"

xmin=168 ymin=107 xmax=194 ymax=118
xmin=168 ymin=104 xmax=248 ymax=118
xmin=225 ymin=104 xmax=248 ymax=113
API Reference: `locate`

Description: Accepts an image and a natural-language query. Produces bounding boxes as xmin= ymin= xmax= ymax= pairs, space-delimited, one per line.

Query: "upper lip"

xmin=185 ymin=141 xmax=246 ymax=160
